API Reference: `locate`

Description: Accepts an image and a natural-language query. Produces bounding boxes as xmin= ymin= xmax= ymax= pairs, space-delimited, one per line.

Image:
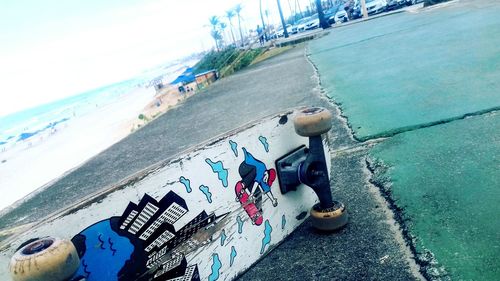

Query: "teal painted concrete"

xmin=370 ymin=112 xmax=500 ymax=280
xmin=310 ymin=1 xmax=500 ymax=279
xmin=309 ymin=4 xmax=500 ymax=140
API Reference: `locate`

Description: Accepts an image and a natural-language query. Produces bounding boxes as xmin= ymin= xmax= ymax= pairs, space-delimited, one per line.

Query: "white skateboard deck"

xmin=3 ymin=108 xmax=331 ymax=281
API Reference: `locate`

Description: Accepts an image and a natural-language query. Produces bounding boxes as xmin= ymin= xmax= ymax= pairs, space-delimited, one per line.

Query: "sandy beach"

xmin=0 ymin=57 xmax=198 ymax=214
xmin=129 ymin=86 xmax=195 ymax=132
xmin=0 ymin=86 xmax=168 ymax=212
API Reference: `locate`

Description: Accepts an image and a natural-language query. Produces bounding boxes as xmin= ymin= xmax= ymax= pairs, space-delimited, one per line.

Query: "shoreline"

xmin=0 ymin=85 xmax=190 ymax=213
xmin=128 ymin=86 xmax=195 ymax=133
xmin=0 ymin=48 xmax=287 ymax=226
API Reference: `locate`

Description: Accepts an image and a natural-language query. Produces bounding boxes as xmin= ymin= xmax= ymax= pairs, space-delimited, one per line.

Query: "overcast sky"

xmin=0 ymin=0 xmax=314 ymax=117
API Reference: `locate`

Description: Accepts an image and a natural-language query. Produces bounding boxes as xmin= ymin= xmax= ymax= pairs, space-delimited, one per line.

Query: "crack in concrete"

xmin=365 ymin=158 xmax=449 ymax=281
xmin=305 ymin=39 xmax=496 ymax=278
xmin=329 ymin=138 xmax=385 ymax=156
xmin=305 ymin=46 xmax=356 ymax=144
xmin=360 ymin=159 xmax=426 ymax=281
xmin=355 ymin=106 xmax=500 ymax=142
xmin=305 ymin=46 xmax=427 ymax=281
xmin=307 ymin=39 xmax=493 ymax=278
xmin=307 ymin=45 xmax=498 ymax=278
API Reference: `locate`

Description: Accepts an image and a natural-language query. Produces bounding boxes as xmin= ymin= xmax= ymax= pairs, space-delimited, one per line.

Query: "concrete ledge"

xmin=275 ymin=34 xmax=322 ymax=48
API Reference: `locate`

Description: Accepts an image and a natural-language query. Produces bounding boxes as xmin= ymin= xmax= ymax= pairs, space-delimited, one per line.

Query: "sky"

xmin=0 ymin=0 xmax=315 ymax=117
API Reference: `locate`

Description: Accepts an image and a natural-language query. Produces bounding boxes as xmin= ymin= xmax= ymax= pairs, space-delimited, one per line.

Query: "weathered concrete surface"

xmin=305 ymin=0 xmax=500 ymax=280
xmin=369 ymin=111 xmax=500 ymax=280
xmin=240 ymin=148 xmax=419 ymax=280
xmin=309 ymin=0 xmax=500 ymax=140
xmin=0 ymin=45 xmax=419 ymax=280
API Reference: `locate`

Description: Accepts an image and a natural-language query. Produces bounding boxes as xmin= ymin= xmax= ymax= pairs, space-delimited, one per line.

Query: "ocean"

xmin=0 ymin=56 xmax=202 ymax=152
xmin=0 ymin=58 xmax=198 ymax=217
xmin=0 ymin=79 xmax=145 ymax=151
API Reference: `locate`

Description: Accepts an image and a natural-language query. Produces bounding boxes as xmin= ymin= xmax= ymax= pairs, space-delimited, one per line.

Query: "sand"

xmin=129 ymin=86 xmax=194 ymax=131
xmin=0 ymin=86 xmax=185 ymax=212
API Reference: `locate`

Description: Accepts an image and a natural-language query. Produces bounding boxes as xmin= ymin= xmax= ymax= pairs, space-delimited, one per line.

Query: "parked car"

xmin=304 ymin=14 xmax=320 ymax=30
xmin=323 ymin=7 xmax=335 ymax=24
xmin=366 ymin=0 xmax=388 ymax=15
xmin=324 ymin=4 xmax=347 ymax=24
xmin=406 ymin=0 xmax=423 ymax=5
xmin=387 ymin=0 xmax=407 ymax=10
xmin=351 ymin=0 xmax=363 ymax=19
xmin=273 ymin=24 xmax=292 ymax=38
xmin=297 ymin=17 xmax=314 ymax=32
xmin=334 ymin=7 xmax=350 ymax=23
xmin=324 ymin=7 xmax=336 ymax=24
xmin=292 ymin=17 xmax=312 ymax=33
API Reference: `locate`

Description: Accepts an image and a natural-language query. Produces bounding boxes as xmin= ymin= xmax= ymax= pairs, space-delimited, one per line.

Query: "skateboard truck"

xmin=276 ymin=107 xmax=348 ymax=231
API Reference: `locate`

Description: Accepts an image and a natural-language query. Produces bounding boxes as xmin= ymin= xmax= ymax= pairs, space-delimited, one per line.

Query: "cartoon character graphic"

xmin=235 ymin=148 xmax=278 ymax=225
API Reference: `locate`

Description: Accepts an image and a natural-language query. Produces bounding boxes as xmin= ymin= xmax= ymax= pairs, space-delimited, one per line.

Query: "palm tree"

xmin=225 ymin=9 xmax=237 ymax=46
xmin=287 ymin=0 xmax=294 ymax=20
xmin=295 ymin=0 xmax=303 ymax=18
xmin=234 ymin=4 xmax=244 ymax=47
xmin=265 ymin=9 xmax=271 ymax=27
xmin=219 ymin=22 xmax=228 ymax=47
xmin=259 ymin=0 xmax=267 ymax=41
xmin=276 ymin=0 xmax=289 ymax=38
xmin=315 ymin=0 xmax=330 ymax=29
xmin=211 ymin=29 xmax=222 ymax=51
xmin=209 ymin=16 xmax=219 ymax=31
xmin=209 ymin=16 xmax=221 ymax=51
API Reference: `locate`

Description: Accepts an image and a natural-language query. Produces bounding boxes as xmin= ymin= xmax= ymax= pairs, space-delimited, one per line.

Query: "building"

xmin=171 ymin=68 xmax=197 ymax=93
xmin=194 ymin=70 xmax=218 ymax=90
xmin=170 ymin=68 xmax=218 ymax=93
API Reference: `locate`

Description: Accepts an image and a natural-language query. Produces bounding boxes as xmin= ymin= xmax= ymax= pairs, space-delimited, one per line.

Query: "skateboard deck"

xmin=4 ymin=108 xmax=331 ymax=281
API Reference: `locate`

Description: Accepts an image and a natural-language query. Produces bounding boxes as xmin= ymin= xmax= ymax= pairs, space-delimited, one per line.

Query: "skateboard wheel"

xmin=294 ymin=107 xmax=333 ymax=137
xmin=9 ymin=237 xmax=80 ymax=281
xmin=310 ymin=201 xmax=348 ymax=231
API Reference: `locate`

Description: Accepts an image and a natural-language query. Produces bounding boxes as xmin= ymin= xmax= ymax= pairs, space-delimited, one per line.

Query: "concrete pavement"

xmin=308 ymin=0 xmax=500 ymax=279
xmin=0 ymin=44 xmax=421 ymax=279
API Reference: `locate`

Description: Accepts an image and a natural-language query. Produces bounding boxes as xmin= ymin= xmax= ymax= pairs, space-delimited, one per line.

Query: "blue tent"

xmin=170 ymin=67 xmax=196 ymax=85
xmin=18 ymin=132 xmax=37 ymax=141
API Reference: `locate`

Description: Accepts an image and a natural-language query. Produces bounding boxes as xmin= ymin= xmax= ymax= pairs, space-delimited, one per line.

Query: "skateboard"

xmin=235 ymin=181 xmax=263 ymax=226
xmin=7 ymin=107 xmax=347 ymax=281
